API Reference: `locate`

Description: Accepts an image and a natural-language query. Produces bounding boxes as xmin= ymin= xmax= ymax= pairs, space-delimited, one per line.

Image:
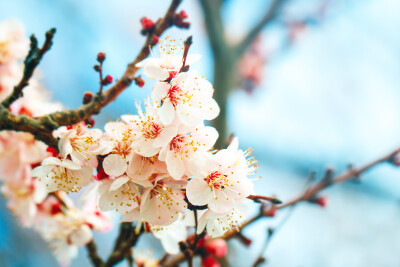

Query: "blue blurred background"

xmin=1 ymin=0 xmax=400 ymax=266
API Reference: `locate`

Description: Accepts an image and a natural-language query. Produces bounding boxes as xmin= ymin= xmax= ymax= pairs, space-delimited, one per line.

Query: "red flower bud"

xmin=202 ymin=256 xmax=220 ymax=267
xmin=313 ymin=196 xmax=328 ymax=207
xmin=179 ymin=10 xmax=188 ymax=19
xmin=50 ymin=202 xmax=62 ymax=215
xmin=93 ymin=64 xmax=101 ymax=72
xmin=96 ymin=168 xmax=108 ymax=181
xmin=85 ymin=118 xmax=95 ymax=127
xmin=102 ymin=75 xmax=113 ymax=85
xmin=97 ymin=52 xmax=106 ymax=63
xmin=46 ymin=147 xmax=58 ymax=157
xmin=134 ymin=76 xmax=145 ymax=87
xmin=83 ymin=92 xmax=94 ymax=104
xmin=150 ymin=34 xmax=159 ymax=45
xmin=205 ymin=238 xmax=227 ymax=258
xmin=264 ymin=207 xmax=276 ymax=217
xmin=140 ymin=17 xmax=154 ymax=30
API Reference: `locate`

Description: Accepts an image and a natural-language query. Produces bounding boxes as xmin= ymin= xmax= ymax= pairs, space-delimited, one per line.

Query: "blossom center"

xmin=170 ymin=135 xmax=185 ymax=152
xmin=166 ymin=85 xmax=181 ymax=107
xmin=143 ymin=122 xmax=162 ymax=139
xmin=204 ymin=171 xmax=228 ymax=190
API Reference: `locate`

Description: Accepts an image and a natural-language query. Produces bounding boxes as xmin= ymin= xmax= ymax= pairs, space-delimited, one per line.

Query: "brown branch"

xmin=199 ymin=0 xmax=228 ymax=56
xmin=86 ymin=240 xmax=104 ymax=267
xmin=163 ymin=147 xmax=399 ymax=266
xmin=248 ymin=195 xmax=282 ymax=205
xmin=179 ymin=35 xmax=193 ymax=73
xmin=103 ymin=223 xmax=142 ymax=267
xmin=235 ymin=0 xmax=288 ymax=56
xmin=42 ymin=0 xmax=184 ymax=127
xmin=0 ymin=0 xmax=185 ymax=149
xmin=0 ymin=105 xmax=59 ymax=148
xmin=2 ymin=28 xmax=56 ymax=108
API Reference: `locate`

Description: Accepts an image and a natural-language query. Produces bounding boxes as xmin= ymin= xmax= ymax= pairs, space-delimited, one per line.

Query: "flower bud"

xmin=311 ymin=196 xmax=328 ymax=207
xmin=134 ymin=76 xmax=145 ymax=87
xmin=263 ymin=206 xmax=276 ymax=217
xmin=97 ymin=52 xmax=106 ymax=63
xmin=202 ymin=256 xmax=220 ymax=267
xmin=83 ymin=92 xmax=94 ymax=104
xmin=46 ymin=147 xmax=58 ymax=157
xmin=50 ymin=202 xmax=62 ymax=215
xmin=96 ymin=168 xmax=108 ymax=180
xmin=140 ymin=17 xmax=154 ymax=30
xmin=205 ymin=238 xmax=227 ymax=258
xmin=174 ymin=10 xmax=190 ymax=29
xmin=102 ymin=75 xmax=113 ymax=85
xmin=179 ymin=10 xmax=188 ymax=19
xmin=93 ymin=64 xmax=101 ymax=72
xmin=150 ymin=34 xmax=159 ymax=46
xmin=85 ymin=118 xmax=95 ymax=127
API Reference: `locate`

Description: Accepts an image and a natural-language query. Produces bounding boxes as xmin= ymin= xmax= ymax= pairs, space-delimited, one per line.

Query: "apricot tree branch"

xmin=235 ymin=0 xmax=288 ymax=56
xmin=2 ymin=28 xmax=56 ymax=108
xmin=0 ymin=0 xmax=186 ymax=149
xmin=86 ymin=240 xmax=104 ymax=267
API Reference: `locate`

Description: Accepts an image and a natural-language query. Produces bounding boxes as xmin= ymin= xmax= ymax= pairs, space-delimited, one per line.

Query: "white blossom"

xmin=32 ymin=157 xmax=93 ymax=193
xmin=152 ymin=72 xmax=219 ymax=126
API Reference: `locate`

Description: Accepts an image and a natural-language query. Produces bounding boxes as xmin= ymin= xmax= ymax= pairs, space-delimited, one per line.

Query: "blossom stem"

xmin=179 ymin=35 xmax=193 ymax=73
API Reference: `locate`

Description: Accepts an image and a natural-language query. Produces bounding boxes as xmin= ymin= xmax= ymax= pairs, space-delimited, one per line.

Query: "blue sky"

xmin=1 ymin=0 xmax=400 ymax=266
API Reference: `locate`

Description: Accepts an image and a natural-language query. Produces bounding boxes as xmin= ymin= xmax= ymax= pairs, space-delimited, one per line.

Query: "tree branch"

xmin=2 ymin=28 xmax=56 ymax=108
xmin=86 ymin=240 xmax=104 ymax=267
xmin=0 ymin=0 xmax=186 ymax=149
xmin=235 ymin=0 xmax=288 ymax=56
xmin=198 ymin=0 xmax=228 ymax=57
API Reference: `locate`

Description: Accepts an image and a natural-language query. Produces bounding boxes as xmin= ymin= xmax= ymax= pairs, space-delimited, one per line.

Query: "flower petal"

xmin=159 ymin=98 xmax=175 ymax=126
xmin=144 ymin=65 xmax=169 ymax=80
xmin=152 ymin=82 xmax=170 ymax=100
xmin=166 ymin=151 xmax=184 ymax=180
xmin=103 ymin=154 xmax=127 ymax=177
xmin=186 ymin=178 xmax=213 ymax=206
xmin=109 ymin=175 xmax=130 ymax=191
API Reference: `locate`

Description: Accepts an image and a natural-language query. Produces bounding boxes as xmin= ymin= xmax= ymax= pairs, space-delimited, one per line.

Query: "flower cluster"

xmin=0 ymin=20 xmax=112 ymax=265
xmin=0 ymin=20 xmax=260 ymax=264
xmin=30 ymin=36 xmax=260 ymax=255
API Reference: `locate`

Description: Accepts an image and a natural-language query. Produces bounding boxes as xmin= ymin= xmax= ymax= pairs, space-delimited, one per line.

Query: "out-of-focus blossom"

xmin=151 ymin=218 xmax=187 ymax=254
xmin=136 ymin=37 xmax=201 ymax=81
xmin=32 ymin=157 xmax=93 ymax=193
xmin=53 ymin=123 xmax=105 ymax=168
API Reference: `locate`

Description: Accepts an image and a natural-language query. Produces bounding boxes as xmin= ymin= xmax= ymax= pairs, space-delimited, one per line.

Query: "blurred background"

xmin=1 ymin=0 xmax=400 ymax=266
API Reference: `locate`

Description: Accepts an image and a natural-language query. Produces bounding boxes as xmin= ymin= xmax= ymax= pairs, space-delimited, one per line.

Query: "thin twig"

xmin=252 ymin=205 xmax=297 ymax=267
xmin=235 ymin=0 xmax=288 ymax=56
xmin=86 ymin=240 xmax=104 ymax=267
xmin=0 ymin=0 xmax=186 ymax=149
xmin=179 ymin=35 xmax=193 ymax=73
xmin=163 ymin=147 xmax=399 ymax=266
xmin=2 ymin=28 xmax=56 ymax=108
xmin=248 ymin=195 xmax=282 ymax=205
